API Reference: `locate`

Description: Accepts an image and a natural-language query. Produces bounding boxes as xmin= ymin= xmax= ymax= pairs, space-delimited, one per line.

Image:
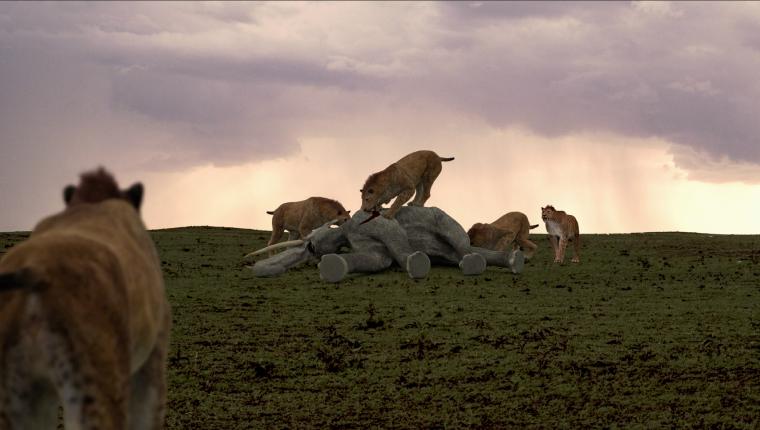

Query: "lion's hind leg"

xmin=0 ymin=361 xmax=58 ymax=430
xmin=266 ymin=213 xmax=287 ymax=256
xmin=129 ymin=307 xmax=169 ymax=430
xmin=267 ymin=215 xmax=286 ymax=256
xmin=50 ymin=332 xmax=130 ymax=430
xmin=409 ymin=182 xmax=425 ymax=206
xmin=571 ymin=233 xmax=580 ymax=263
xmin=416 ymin=162 xmax=442 ymax=207
xmin=268 ymin=213 xmax=285 ymax=245
xmin=570 ymin=217 xmax=580 ymax=263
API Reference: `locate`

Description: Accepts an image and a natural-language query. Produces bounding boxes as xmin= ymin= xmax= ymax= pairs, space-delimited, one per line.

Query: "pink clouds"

xmin=1 ymin=2 xmax=760 ymax=232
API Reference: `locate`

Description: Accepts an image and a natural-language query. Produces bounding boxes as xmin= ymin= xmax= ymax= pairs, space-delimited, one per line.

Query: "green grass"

xmin=1 ymin=228 xmax=759 ymax=428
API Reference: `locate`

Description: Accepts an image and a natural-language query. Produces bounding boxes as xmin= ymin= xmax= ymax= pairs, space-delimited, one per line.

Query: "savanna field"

xmin=1 ymin=228 xmax=759 ymax=429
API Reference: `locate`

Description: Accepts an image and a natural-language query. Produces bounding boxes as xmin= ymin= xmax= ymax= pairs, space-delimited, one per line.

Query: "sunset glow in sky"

xmin=2 ymin=1 xmax=760 ymax=233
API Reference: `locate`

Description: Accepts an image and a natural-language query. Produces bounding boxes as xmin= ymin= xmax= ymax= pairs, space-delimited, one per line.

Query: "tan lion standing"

xmin=0 ymin=168 xmax=170 ymax=430
xmin=467 ymin=211 xmax=539 ymax=260
xmin=267 ymin=197 xmax=351 ymax=247
xmin=541 ymin=205 xmax=580 ymax=263
xmin=360 ymin=150 xmax=455 ymax=220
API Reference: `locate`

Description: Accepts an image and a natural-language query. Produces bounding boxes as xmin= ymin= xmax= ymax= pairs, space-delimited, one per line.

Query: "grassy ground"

xmin=1 ymin=228 xmax=759 ymax=428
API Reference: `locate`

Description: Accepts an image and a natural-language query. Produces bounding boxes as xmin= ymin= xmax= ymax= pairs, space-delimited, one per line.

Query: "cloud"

xmin=2 ymin=2 xmax=760 ymax=231
xmin=3 ymin=1 xmax=759 ymax=178
xmin=425 ymin=2 xmax=760 ymax=175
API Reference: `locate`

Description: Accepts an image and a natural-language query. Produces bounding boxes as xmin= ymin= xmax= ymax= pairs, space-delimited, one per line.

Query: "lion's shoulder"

xmin=363 ymin=166 xmax=407 ymax=196
xmin=543 ymin=208 xmax=579 ymax=236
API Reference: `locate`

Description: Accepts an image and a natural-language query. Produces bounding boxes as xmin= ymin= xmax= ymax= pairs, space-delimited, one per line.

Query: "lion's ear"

xmin=124 ymin=183 xmax=144 ymax=210
xmin=63 ymin=185 xmax=76 ymax=205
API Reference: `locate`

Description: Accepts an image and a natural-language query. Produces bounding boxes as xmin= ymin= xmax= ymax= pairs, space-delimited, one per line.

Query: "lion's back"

xmin=492 ymin=212 xmax=531 ymax=238
xmin=394 ymin=150 xmax=441 ymax=179
xmin=307 ymin=197 xmax=347 ymax=216
xmin=23 ymin=200 xmax=167 ymax=368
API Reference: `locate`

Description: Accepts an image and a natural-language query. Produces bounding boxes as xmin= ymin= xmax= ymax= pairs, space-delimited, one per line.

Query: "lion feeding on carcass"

xmin=360 ymin=150 xmax=454 ymax=221
xmin=468 ymin=211 xmax=539 ymax=260
xmin=266 ymin=197 xmax=351 ymax=248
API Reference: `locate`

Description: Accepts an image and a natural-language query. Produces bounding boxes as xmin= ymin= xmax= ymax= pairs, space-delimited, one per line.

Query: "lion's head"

xmin=63 ymin=167 xmax=144 ymax=211
xmin=335 ymin=208 xmax=352 ymax=225
xmin=541 ymin=205 xmax=558 ymax=222
xmin=359 ymin=172 xmax=390 ymax=213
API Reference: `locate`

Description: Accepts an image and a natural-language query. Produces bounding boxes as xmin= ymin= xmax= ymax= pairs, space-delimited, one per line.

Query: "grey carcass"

xmin=248 ymin=206 xmax=524 ymax=283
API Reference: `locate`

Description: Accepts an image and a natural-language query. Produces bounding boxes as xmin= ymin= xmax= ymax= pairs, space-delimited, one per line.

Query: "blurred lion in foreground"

xmin=0 ymin=168 xmax=170 ymax=429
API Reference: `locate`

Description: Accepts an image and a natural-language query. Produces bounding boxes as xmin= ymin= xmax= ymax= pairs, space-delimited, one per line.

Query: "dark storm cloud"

xmin=424 ymin=1 xmax=760 ymax=176
xmin=438 ymin=1 xmax=626 ymax=22
xmin=2 ymin=1 xmax=760 ymax=188
xmin=0 ymin=32 xmax=299 ymax=171
xmin=0 ymin=1 xmax=383 ymax=176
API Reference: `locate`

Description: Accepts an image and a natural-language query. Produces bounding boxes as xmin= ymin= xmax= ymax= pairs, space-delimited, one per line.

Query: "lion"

xmin=360 ymin=150 xmax=454 ymax=221
xmin=541 ymin=204 xmax=580 ymax=263
xmin=267 ymin=197 xmax=350 ymax=248
xmin=0 ymin=168 xmax=170 ymax=429
xmin=467 ymin=211 xmax=539 ymax=260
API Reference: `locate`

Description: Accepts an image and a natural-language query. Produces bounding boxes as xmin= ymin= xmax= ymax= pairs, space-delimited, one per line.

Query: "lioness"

xmin=0 ymin=168 xmax=170 ymax=429
xmin=541 ymin=205 xmax=580 ymax=263
xmin=360 ymin=150 xmax=454 ymax=220
xmin=467 ymin=211 xmax=539 ymax=260
xmin=267 ymin=197 xmax=351 ymax=248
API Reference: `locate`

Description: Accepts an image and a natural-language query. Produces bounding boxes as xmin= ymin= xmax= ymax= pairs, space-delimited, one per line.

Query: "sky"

xmin=2 ymin=1 xmax=760 ymax=234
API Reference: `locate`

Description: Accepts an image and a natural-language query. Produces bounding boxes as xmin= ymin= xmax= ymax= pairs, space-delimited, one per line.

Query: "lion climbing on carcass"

xmin=541 ymin=204 xmax=580 ymax=263
xmin=0 ymin=168 xmax=170 ymax=429
xmin=360 ymin=150 xmax=454 ymax=221
xmin=467 ymin=211 xmax=539 ymax=260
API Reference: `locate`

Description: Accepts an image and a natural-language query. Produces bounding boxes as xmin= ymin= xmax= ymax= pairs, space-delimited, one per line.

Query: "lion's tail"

xmin=529 ymin=224 xmax=539 ymax=229
xmin=440 ymin=156 xmax=455 ymax=162
xmin=0 ymin=269 xmax=37 ymax=293
xmin=266 ymin=211 xmax=275 ymax=215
